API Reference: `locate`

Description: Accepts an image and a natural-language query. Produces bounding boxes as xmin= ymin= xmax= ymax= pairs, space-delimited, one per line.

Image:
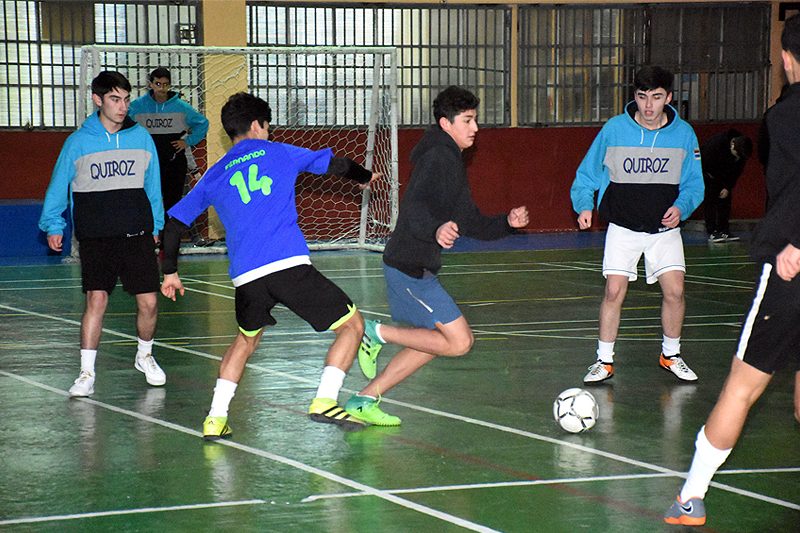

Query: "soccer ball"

xmin=553 ymin=388 xmax=599 ymax=433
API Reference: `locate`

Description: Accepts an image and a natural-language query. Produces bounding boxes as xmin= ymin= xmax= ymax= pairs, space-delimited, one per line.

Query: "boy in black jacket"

xmin=343 ymin=86 xmax=529 ymax=425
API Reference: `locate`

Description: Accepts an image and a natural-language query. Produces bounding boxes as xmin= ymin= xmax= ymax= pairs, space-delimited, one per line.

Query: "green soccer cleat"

xmin=345 ymin=394 xmax=401 ymax=426
xmin=308 ymin=397 xmax=366 ymax=432
xmin=203 ymin=416 xmax=232 ymax=441
xmin=358 ymin=319 xmax=384 ymax=379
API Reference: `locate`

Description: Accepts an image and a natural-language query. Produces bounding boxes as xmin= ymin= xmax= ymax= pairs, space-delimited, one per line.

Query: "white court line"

xmin=0 ymin=369 xmax=499 ymax=533
xmin=0 ymin=500 xmax=266 ymax=526
xmin=2 ymin=303 xmax=798 ymax=514
xmin=304 ymin=469 xmax=800 ymax=504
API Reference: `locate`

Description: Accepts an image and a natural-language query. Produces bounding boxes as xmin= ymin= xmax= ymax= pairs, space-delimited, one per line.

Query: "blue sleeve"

xmin=284 ymin=145 xmax=334 ymax=175
xmin=674 ymin=130 xmax=705 ymax=220
xmin=571 ymin=128 xmax=608 ymax=213
xmin=142 ymin=134 xmax=165 ymax=233
xmin=181 ymin=100 xmax=209 ymax=147
xmin=38 ymin=138 xmax=77 ymax=236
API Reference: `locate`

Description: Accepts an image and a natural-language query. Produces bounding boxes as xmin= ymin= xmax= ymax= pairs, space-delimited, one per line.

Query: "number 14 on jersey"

xmin=229 ymin=163 xmax=273 ymax=204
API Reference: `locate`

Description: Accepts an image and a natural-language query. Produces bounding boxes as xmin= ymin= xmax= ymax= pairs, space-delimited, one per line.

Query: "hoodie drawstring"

xmin=650 ymin=131 xmax=659 ymax=152
xmin=104 ymin=130 xmax=120 ymax=148
xmin=639 ymin=128 xmax=660 ymax=152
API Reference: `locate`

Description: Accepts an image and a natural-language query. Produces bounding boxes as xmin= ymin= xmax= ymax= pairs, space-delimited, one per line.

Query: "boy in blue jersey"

xmin=664 ymin=15 xmax=800 ymax=526
xmin=129 ymin=67 xmax=209 ymax=216
xmin=39 ymin=71 xmax=166 ymax=397
xmin=160 ymin=92 xmax=378 ymax=439
xmin=570 ymin=66 xmax=704 ymax=385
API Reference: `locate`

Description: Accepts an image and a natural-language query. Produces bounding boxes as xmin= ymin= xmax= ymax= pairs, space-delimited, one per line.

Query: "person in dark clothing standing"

xmin=345 ymin=86 xmax=529 ymax=426
xmin=701 ymin=129 xmax=753 ymax=242
xmin=129 ymin=67 xmax=209 ymax=216
xmin=664 ymin=14 xmax=800 ymax=527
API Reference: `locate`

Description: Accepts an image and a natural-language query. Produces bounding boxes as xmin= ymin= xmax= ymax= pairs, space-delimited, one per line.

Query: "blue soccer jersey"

xmin=168 ymin=139 xmax=332 ymax=285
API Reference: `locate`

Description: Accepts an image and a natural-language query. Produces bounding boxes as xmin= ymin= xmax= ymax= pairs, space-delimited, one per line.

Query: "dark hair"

xmin=634 ymin=66 xmax=674 ymax=94
xmin=433 ymin=86 xmax=480 ymax=123
xmin=220 ymin=92 xmax=272 ymax=140
xmin=782 ymin=13 xmax=800 ymax=60
xmin=148 ymin=67 xmax=171 ymax=82
xmin=731 ymin=134 xmax=753 ymax=161
xmin=91 ymin=71 xmax=132 ymax=98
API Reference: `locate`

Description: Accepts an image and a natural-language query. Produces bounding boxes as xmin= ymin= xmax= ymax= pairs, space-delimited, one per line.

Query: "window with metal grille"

xmin=0 ymin=2 xmax=773 ymax=130
xmin=0 ymin=0 xmax=198 ymax=129
xmin=519 ymin=4 xmax=770 ymax=126
xmin=247 ymin=2 xmax=510 ymax=127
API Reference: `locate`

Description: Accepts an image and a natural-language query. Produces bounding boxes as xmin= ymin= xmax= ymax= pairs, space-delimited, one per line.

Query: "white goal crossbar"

xmin=76 ymin=44 xmax=399 ymax=256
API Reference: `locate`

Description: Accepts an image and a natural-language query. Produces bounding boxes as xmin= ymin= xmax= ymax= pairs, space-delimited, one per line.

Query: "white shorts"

xmin=602 ymin=223 xmax=685 ymax=284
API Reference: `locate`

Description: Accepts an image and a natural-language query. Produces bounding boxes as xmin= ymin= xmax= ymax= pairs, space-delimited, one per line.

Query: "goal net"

xmin=75 ymin=44 xmax=398 ymax=257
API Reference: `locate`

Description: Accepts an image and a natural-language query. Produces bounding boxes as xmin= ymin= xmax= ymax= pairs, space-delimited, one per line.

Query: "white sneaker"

xmin=135 ymin=354 xmax=166 ymax=386
xmin=583 ymin=360 xmax=614 ymax=384
xmin=659 ymin=353 xmax=698 ymax=382
xmin=69 ymin=370 xmax=95 ymax=397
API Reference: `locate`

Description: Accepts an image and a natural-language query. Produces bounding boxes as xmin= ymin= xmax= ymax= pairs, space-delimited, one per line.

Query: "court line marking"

xmin=303 ymin=468 xmax=800 ymax=505
xmin=0 ymin=368 xmax=499 ymax=533
xmin=2 ymin=303 xmax=798 ymax=514
xmin=0 ymin=500 xmax=266 ymax=526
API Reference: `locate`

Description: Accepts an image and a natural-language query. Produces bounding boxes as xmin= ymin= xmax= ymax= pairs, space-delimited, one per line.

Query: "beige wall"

xmin=201 ymin=0 xmax=248 ymax=239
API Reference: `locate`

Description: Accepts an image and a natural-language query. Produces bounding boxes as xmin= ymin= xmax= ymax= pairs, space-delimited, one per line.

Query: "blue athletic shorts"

xmin=383 ymin=263 xmax=462 ymax=330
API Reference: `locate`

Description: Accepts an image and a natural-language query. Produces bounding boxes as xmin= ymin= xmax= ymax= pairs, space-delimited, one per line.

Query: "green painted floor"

xmin=1 ymin=242 xmax=798 ymax=532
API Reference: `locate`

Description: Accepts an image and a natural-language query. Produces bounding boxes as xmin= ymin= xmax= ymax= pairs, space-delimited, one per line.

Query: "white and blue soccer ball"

xmin=553 ymin=388 xmax=599 ymax=433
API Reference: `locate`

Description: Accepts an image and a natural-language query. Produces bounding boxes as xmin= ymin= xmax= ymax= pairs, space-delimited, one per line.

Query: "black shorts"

xmin=80 ymin=236 xmax=160 ymax=295
xmin=735 ymin=263 xmax=800 ymax=373
xmin=234 ymin=264 xmax=355 ymax=333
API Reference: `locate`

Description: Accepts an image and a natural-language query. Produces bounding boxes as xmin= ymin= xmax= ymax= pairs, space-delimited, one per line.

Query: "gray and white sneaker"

xmin=664 ymin=496 xmax=706 ymax=526
xmin=583 ymin=360 xmax=614 ymax=384
xmin=659 ymin=353 xmax=698 ymax=382
xmin=69 ymin=370 xmax=95 ymax=397
xmin=135 ymin=354 xmax=166 ymax=386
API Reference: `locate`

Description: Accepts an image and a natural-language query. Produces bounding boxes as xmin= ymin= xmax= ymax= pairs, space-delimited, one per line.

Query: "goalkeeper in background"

xmin=159 ymin=92 xmax=379 ymax=439
xmin=129 ymin=67 xmax=209 ymax=218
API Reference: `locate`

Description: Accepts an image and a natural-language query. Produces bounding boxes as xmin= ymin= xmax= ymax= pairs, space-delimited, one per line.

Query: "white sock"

xmin=596 ymin=340 xmax=615 ymax=363
xmin=662 ymin=335 xmax=681 ymax=357
xmin=680 ymin=425 xmax=732 ymax=501
xmin=136 ymin=337 xmax=154 ymax=359
xmin=208 ymin=378 xmax=238 ymax=418
xmin=373 ymin=323 xmax=386 ymax=343
xmin=315 ymin=366 xmax=346 ymax=401
xmin=80 ymin=349 xmax=97 ymax=373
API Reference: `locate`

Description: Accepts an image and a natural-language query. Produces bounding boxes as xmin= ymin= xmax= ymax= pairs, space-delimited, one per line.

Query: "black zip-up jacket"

xmin=751 ymin=82 xmax=800 ymax=261
xmin=383 ymin=125 xmax=512 ymax=277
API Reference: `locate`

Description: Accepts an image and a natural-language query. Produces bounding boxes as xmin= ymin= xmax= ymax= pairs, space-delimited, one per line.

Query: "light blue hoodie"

xmin=39 ymin=112 xmax=163 ymax=240
xmin=570 ymin=102 xmax=704 ymax=233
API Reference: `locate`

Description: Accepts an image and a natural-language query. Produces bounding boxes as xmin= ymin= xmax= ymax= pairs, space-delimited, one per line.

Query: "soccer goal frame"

xmin=76 ymin=44 xmax=399 ymax=256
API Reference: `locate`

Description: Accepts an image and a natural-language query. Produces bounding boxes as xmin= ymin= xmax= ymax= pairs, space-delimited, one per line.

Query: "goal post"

xmin=75 ymin=44 xmax=399 ymax=256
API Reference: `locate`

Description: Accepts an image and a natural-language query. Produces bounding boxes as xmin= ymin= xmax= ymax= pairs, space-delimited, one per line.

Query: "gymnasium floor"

xmin=1 ymin=232 xmax=798 ymax=532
